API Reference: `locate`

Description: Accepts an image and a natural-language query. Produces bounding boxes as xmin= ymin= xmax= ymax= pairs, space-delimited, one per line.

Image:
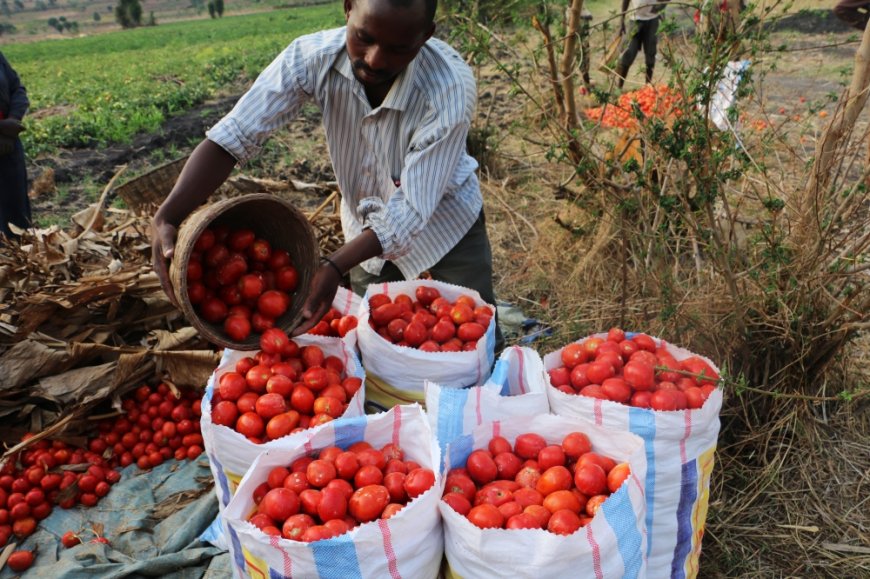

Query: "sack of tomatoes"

xmin=543 ymin=330 xmax=723 ymax=578
xmin=357 ymin=280 xmax=496 ymax=411
xmin=425 ymin=345 xmax=550 ymax=469
xmin=223 ymin=404 xmax=444 ymax=579
xmin=440 ymin=413 xmax=647 ymax=578
xmin=200 ymin=332 xmax=366 ymax=523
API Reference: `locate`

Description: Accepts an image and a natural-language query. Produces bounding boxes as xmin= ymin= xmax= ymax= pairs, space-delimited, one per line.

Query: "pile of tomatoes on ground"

xmin=211 ymin=328 xmax=362 ymax=441
xmin=442 ymin=431 xmax=630 ymax=534
xmin=367 ymin=286 xmax=493 ymax=353
xmin=246 ymin=443 xmax=435 ymax=542
xmin=0 ymin=382 xmax=204 ymax=571
xmin=548 ymin=328 xmax=720 ymax=411
xmin=584 ymin=85 xmax=683 ymax=129
xmin=185 ymin=224 xmax=302 ymax=342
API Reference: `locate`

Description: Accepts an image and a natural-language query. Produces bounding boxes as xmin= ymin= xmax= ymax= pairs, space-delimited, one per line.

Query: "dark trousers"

xmin=0 ymin=138 xmax=30 ymax=239
xmin=618 ymin=17 xmax=660 ymax=85
xmin=834 ymin=0 xmax=870 ymax=29
xmin=350 ymin=210 xmax=505 ymax=353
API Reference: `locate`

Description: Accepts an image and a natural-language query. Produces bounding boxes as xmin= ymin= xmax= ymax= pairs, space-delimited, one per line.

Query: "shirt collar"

xmin=334 ymin=45 xmax=419 ymax=112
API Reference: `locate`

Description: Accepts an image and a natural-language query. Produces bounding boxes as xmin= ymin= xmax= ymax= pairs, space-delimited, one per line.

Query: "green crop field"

xmin=1 ymin=2 xmax=344 ymax=154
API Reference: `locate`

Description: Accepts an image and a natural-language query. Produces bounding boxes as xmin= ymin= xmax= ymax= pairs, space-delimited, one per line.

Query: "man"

xmin=834 ymin=0 xmax=870 ymax=29
xmin=616 ymin=0 xmax=670 ymax=89
xmin=0 ymin=51 xmax=30 ymax=241
xmin=152 ymin=0 xmax=502 ymax=348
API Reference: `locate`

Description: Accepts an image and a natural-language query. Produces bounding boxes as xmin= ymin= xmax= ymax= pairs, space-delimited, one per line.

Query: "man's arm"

xmin=151 ymin=139 xmax=237 ymax=305
xmin=621 ymin=0 xmax=631 ymax=31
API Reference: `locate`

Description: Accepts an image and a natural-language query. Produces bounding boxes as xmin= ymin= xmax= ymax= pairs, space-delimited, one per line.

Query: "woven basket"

xmin=113 ymin=156 xmax=189 ymax=214
xmin=170 ymin=194 xmax=318 ymax=350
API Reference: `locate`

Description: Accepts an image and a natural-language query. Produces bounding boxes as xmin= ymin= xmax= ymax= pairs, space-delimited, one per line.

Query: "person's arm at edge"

xmin=151 ymin=139 xmax=237 ymax=306
xmin=621 ymin=0 xmax=630 ymax=32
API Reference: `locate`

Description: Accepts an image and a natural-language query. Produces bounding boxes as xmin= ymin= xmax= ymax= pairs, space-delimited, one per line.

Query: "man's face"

xmin=344 ymin=0 xmax=434 ymax=93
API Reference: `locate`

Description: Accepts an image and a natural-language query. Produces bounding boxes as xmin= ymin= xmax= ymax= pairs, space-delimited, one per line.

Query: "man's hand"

xmin=0 ymin=119 xmax=24 ymax=137
xmin=0 ymin=136 xmax=13 ymax=156
xmin=291 ymin=262 xmax=341 ymax=336
xmin=151 ymin=218 xmax=180 ymax=308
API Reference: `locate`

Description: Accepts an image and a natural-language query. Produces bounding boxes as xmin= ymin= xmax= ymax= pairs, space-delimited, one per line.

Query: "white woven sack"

xmin=201 ymin=335 xmax=366 ymax=515
xmin=357 ymin=279 xmax=496 ymax=395
xmin=223 ymin=404 xmax=443 ymax=579
xmin=544 ymin=333 xmax=723 ymax=579
xmin=441 ymin=413 xmax=648 ymax=579
xmin=425 ymin=345 xmax=550 ymax=470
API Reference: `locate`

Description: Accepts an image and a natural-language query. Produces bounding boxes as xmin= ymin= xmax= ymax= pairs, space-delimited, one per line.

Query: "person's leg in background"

xmin=834 ymin=0 xmax=870 ymax=30
xmin=616 ymin=21 xmax=643 ymax=89
xmin=640 ymin=18 xmax=660 ymax=85
xmin=0 ymin=138 xmax=30 ymax=240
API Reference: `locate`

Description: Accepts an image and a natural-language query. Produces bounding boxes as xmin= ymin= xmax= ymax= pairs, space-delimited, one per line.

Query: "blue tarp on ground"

xmin=1 ymin=456 xmax=230 ymax=578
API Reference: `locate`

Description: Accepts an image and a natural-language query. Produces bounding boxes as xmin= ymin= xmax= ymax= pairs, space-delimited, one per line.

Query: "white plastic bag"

xmin=357 ymin=280 xmax=496 ymax=410
xmin=441 ymin=413 xmax=648 ymax=579
xmin=544 ymin=333 xmax=722 ymax=579
xmin=425 ymin=345 xmax=550 ymax=470
xmin=223 ymin=404 xmax=443 ymax=579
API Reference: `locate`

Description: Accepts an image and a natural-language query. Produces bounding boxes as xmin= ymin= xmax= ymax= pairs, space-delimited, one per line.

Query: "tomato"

xmin=523 ymin=504 xmax=551 ymax=527
xmin=512 ymin=487 xmax=544 ymax=508
xmin=204 ymin=244 xmax=230 ymax=268
xmin=334 ymin=452 xmax=360 ymax=480
xmin=607 ymin=463 xmax=631 ymax=493
xmin=578 ymin=384 xmax=608 ymax=400
xmin=7 ymin=549 xmax=34 ymax=572
xmin=536 ymin=445 xmax=566 ymax=470
xmin=258 ymin=290 xmax=289 ymax=319
xmin=228 ymin=229 xmax=256 ymax=251
xmin=403 ymin=468 xmax=435 ymax=499
xmin=369 ymin=293 xmax=392 ymax=310
xmin=577 ymin=452 xmax=616 ymax=475
xmin=475 ymin=484 xmax=512 ymax=507
xmin=607 ymin=327 xmax=626 ymax=343
xmin=547 ymin=509 xmax=582 ymax=535
xmin=680 ymin=356 xmax=720 ymax=385
xmin=442 ymin=492 xmax=472 ymax=516
xmin=493 ymin=452 xmax=522 ymax=481
xmin=281 ymin=513 xmax=314 ymax=541
xmin=301 ymin=525 xmax=334 ymax=543
xmin=245 ymin=365 xmax=272 ymax=392
xmin=260 ymin=488 xmax=300 ymax=521
xmin=383 ymin=472 xmax=408 ymax=503
xmin=275 ymin=266 xmax=299 ymax=292
xmin=380 ymin=503 xmax=404 ymax=520
xmin=650 ymin=389 xmax=680 ymax=411
xmin=444 ymin=473 xmax=476 ymax=501
xmin=548 ymin=367 xmax=571 ymax=388
xmin=235 ymin=412 xmax=264 ymax=438
xmin=585 ymin=360 xmax=615 ymax=384
xmin=317 ymin=487 xmax=348 ymax=522
xmin=354 ymin=465 xmax=384 ymax=487
xmin=466 ymin=450 xmax=497 ymax=485
xmin=513 ymin=433 xmax=547 ymax=460
xmin=630 ymin=390 xmax=652 ymax=408
xmin=414 ymin=286 xmax=440 ymax=305
xmin=211 ymin=401 xmax=238 ymax=427
xmin=61 ymin=530 xmax=81 ymax=548
xmin=299 ymin=489 xmax=322 ymax=517
xmin=306 ymin=460 xmax=337 ymax=488
xmin=631 ymin=333 xmax=657 ymax=352
xmin=283 ymin=472 xmax=309 ymax=495
xmin=194 ymin=229 xmax=216 ymax=253
xmin=457 ymin=322 xmax=485 ymax=342
xmin=313 ymin=396 xmax=344 ymax=418
xmin=200 ymin=297 xmax=228 ymax=324
xmin=559 ymin=344 xmax=585 ymax=368
xmin=574 ymin=464 xmax=607 ymax=496
xmin=323 ymin=518 xmax=350 ymax=537
xmin=601 ymin=377 xmax=632 ymax=404
xmin=542 ymin=489 xmax=582 ymax=514
xmin=515 ymin=465 xmax=542 ymax=489
xmin=505 ymin=512 xmax=541 ymax=530
xmin=561 ymin=432 xmax=592 ymax=459
xmin=498 ymin=500 xmax=523 ymax=520
xmin=536 ymin=466 xmax=573 ymax=496
xmin=290 ymin=386 xmax=315 ymax=415
xmin=349 ymin=485 xmax=390 ymax=522
xmin=586 ymin=494 xmax=608 ymax=517
xmin=265 ymin=411 xmax=300 ymax=440
xmin=466 ymin=503 xmax=504 ymax=529
xmin=255 ymin=393 xmax=287 ymax=420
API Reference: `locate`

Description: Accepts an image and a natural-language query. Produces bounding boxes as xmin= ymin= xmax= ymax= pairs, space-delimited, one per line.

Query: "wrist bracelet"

xmin=321 ymin=256 xmax=344 ymax=278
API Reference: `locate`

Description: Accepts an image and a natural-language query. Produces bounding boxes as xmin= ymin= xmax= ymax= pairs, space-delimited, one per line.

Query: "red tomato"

xmin=536 ymin=445 xmax=566 ymax=470
xmin=353 ymin=465 xmax=384 ymax=487
xmin=570 ymin=364 xmax=591 ymax=390
xmin=275 ymin=266 xmax=298 ymax=292
xmin=542 ymin=490 xmax=582 ymax=514
xmin=606 ymin=327 xmax=626 ymax=343
xmin=7 ymin=550 xmax=35 ymax=572
xmin=631 ymin=334 xmax=657 ymax=352
xmin=547 ymin=509 xmax=582 ymax=535
xmin=334 ymin=452 xmax=360 ymax=480
xmin=585 ymin=360 xmax=616 ymax=384
xmin=536 ymin=466 xmax=573 ymax=496
xmin=317 ymin=487 xmax=348 ymax=522
xmin=403 ymin=468 xmax=435 ymax=499
xmin=235 ymin=412 xmax=264 ymax=438
xmin=383 ymin=472 xmax=408 ymax=503
xmin=265 ymin=411 xmax=300 ymax=440
xmin=466 ymin=450 xmax=498 ymax=485
xmin=444 ymin=473 xmax=477 ymax=501
xmin=579 ymin=384 xmax=608 ymax=400
xmin=560 ymin=344 xmax=587 ymax=368
xmin=466 ymin=503 xmax=504 ymax=529
xmin=282 ymin=513 xmax=314 ymax=541
xmin=349 ymin=485 xmax=390 ymax=522
xmin=498 ymin=500 xmax=523 ymax=520
xmin=306 ymin=460 xmax=337 ymax=488
xmin=506 ymin=512 xmax=541 ymax=529
xmin=493 ymin=452 xmax=522 ymax=480
xmin=607 ymin=463 xmax=631 ymax=493
xmin=380 ymin=503 xmax=404 ymax=520
xmin=586 ymin=494 xmax=608 ymax=517
xmin=574 ymin=464 xmax=607 ymax=496
xmin=577 ymin=452 xmax=617 ymax=475
xmin=512 ymin=487 xmax=544 ymax=508
xmin=414 ymin=286 xmax=440 ymax=306
xmin=442 ymin=492 xmax=472 ymax=516
xmin=561 ymin=432 xmax=592 ymax=459
xmin=548 ymin=367 xmax=571 ymax=387
xmin=299 ymin=489 xmax=322 ymax=517
xmin=601 ymin=378 xmax=632 ymax=404
xmin=260 ymin=488 xmax=300 ymax=521
xmin=211 ymin=401 xmax=239 ymax=428
xmin=513 ymin=433 xmax=547 ymax=460
xmin=475 ymin=485 xmax=513 ymax=507
xmin=523 ymin=504 xmax=551 ymax=528
xmin=258 ymin=290 xmax=289 ymax=319
xmin=514 ymin=465 xmax=542 ymax=489
xmin=255 ymin=393 xmax=287 ymax=420
xmin=630 ymin=391 xmax=652 ymax=408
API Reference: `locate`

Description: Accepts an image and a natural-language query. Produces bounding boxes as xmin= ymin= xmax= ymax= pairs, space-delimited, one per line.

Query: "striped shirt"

xmin=207 ymin=27 xmax=482 ymax=279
